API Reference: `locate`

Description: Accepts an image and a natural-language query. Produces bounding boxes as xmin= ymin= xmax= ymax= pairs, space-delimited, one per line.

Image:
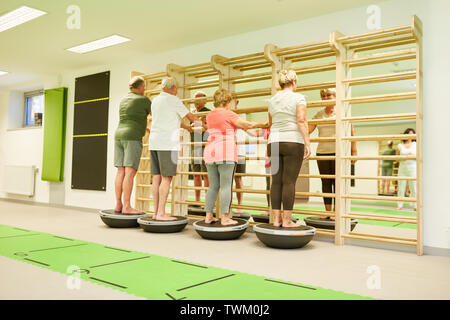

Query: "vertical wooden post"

xmin=413 ymin=15 xmax=423 ymax=256
xmin=331 ymin=30 xmax=351 ymax=245
xmin=211 ymin=55 xmax=240 ymax=91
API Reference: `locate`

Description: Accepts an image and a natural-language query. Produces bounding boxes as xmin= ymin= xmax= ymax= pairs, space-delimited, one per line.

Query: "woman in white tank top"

xmin=397 ymin=128 xmax=417 ymax=210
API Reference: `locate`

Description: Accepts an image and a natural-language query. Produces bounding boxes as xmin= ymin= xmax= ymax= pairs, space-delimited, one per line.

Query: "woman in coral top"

xmin=204 ymin=89 xmax=267 ymax=225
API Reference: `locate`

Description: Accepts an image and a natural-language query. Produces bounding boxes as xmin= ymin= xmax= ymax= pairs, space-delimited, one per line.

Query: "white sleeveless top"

xmin=268 ymin=90 xmax=306 ymax=144
xmin=398 ymin=142 xmax=416 ymax=167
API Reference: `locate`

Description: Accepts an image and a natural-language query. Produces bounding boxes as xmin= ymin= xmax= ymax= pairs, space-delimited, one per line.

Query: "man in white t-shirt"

xmin=149 ymin=77 xmax=198 ymax=221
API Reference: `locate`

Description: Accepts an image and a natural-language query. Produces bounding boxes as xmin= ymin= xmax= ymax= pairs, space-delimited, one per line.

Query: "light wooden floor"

xmin=0 ymin=200 xmax=449 ymax=300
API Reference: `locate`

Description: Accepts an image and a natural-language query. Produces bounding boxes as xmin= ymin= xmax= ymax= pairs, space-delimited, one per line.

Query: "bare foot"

xmin=114 ymin=202 xmax=122 ymax=213
xmin=319 ymin=215 xmax=329 ymax=220
xmin=273 ymin=213 xmax=282 ymax=227
xmin=122 ymin=207 xmax=143 ymax=215
xmin=154 ymin=214 xmax=177 ymax=221
xmin=221 ymin=218 xmax=238 ymax=226
xmin=282 ymin=220 xmax=299 ymax=228
xmin=205 ymin=213 xmax=219 ymax=224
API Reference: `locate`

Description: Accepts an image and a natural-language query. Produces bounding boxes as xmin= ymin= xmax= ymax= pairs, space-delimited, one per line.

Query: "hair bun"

xmin=278 ymin=69 xmax=298 ymax=88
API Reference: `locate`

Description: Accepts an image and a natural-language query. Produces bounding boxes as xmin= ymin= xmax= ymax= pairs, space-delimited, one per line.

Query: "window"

xmin=24 ymin=90 xmax=44 ymax=127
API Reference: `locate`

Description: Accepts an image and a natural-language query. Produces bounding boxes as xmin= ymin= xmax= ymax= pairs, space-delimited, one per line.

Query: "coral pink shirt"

xmin=204 ymin=109 xmax=239 ymax=164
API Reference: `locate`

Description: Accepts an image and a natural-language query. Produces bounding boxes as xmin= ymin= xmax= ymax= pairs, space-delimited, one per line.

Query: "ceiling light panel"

xmin=66 ymin=35 xmax=131 ymax=54
xmin=0 ymin=6 xmax=47 ymax=33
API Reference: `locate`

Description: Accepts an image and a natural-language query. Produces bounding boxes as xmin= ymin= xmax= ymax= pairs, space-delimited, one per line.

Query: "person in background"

xmin=149 ymin=77 xmax=198 ymax=221
xmin=397 ymin=128 xmax=417 ymax=211
xmin=114 ymin=76 xmax=151 ymax=215
xmin=381 ymin=140 xmax=396 ymax=195
xmin=234 ymin=120 xmax=247 ymax=214
xmin=204 ymin=89 xmax=267 ymax=225
xmin=309 ymin=88 xmax=357 ymax=220
xmin=268 ymin=70 xmax=311 ymax=228
xmin=190 ymin=91 xmax=211 ymax=206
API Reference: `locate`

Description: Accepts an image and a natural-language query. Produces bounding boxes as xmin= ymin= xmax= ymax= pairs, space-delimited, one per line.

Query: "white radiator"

xmin=2 ymin=165 xmax=36 ymax=196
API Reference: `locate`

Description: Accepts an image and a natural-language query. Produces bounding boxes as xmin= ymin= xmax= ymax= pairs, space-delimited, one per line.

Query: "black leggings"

xmin=268 ymin=142 xmax=304 ymax=211
xmin=317 ymin=153 xmax=335 ymax=206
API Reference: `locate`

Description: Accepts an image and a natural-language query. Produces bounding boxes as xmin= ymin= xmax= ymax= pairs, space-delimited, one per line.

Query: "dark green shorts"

xmin=192 ymin=144 xmax=207 ymax=173
xmin=191 ymin=162 xmax=208 ymax=173
xmin=236 ymin=160 xmax=246 ymax=174
xmin=381 ymin=167 xmax=393 ymax=176
xmin=114 ymin=140 xmax=143 ymax=171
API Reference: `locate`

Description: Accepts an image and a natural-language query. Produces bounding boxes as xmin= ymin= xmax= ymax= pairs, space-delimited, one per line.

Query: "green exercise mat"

xmin=0 ymin=224 xmax=372 ymax=300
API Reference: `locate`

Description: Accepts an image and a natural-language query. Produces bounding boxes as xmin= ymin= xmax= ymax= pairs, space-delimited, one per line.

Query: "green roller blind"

xmin=41 ymin=87 xmax=68 ymax=182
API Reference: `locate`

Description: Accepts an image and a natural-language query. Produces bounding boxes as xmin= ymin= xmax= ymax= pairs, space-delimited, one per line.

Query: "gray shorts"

xmin=114 ymin=140 xmax=143 ymax=171
xmin=150 ymin=150 xmax=178 ymax=177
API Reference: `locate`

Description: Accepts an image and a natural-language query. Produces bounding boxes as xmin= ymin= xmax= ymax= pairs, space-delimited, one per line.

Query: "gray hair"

xmin=278 ymin=69 xmax=298 ymax=88
xmin=129 ymin=76 xmax=145 ymax=90
xmin=194 ymin=90 xmax=207 ymax=97
xmin=162 ymin=77 xmax=177 ymax=90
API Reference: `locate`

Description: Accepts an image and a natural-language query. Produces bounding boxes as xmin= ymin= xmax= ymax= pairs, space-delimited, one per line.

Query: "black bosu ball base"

xmin=304 ymin=217 xmax=358 ymax=231
xmin=138 ymin=216 xmax=189 ymax=233
xmin=187 ymin=206 xmax=206 ymax=217
xmin=193 ymin=218 xmax=249 ymax=240
xmin=253 ymin=224 xmax=316 ymax=249
xmin=99 ymin=210 xmax=146 ymax=228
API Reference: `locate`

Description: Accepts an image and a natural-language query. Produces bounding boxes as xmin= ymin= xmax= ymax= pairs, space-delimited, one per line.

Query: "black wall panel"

xmin=74 ymin=72 xmax=110 ymax=102
xmin=72 ymin=136 xmax=108 ymax=191
xmin=73 ymin=100 xmax=109 ymax=135
xmin=71 ymin=71 xmax=110 ymax=191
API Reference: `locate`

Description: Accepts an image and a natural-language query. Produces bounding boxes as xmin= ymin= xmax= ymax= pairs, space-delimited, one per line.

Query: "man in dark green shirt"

xmin=190 ymin=91 xmax=210 ymax=205
xmin=114 ymin=76 xmax=151 ymax=214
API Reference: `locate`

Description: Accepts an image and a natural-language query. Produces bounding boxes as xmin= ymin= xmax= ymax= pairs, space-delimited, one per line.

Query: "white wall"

xmin=0 ymin=0 xmax=448 ymax=250
xmin=0 ymin=78 xmax=60 ymax=203
xmin=7 ymin=91 xmax=24 ymax=129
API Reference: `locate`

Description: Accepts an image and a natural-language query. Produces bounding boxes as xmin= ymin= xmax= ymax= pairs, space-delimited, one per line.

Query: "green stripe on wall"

xmin=42 ymin=88 xmax=68 ymax=182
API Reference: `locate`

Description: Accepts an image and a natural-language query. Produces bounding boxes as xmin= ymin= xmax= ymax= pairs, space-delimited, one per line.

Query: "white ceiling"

xmin=0 ymin=0 xmax=386 ymax=89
